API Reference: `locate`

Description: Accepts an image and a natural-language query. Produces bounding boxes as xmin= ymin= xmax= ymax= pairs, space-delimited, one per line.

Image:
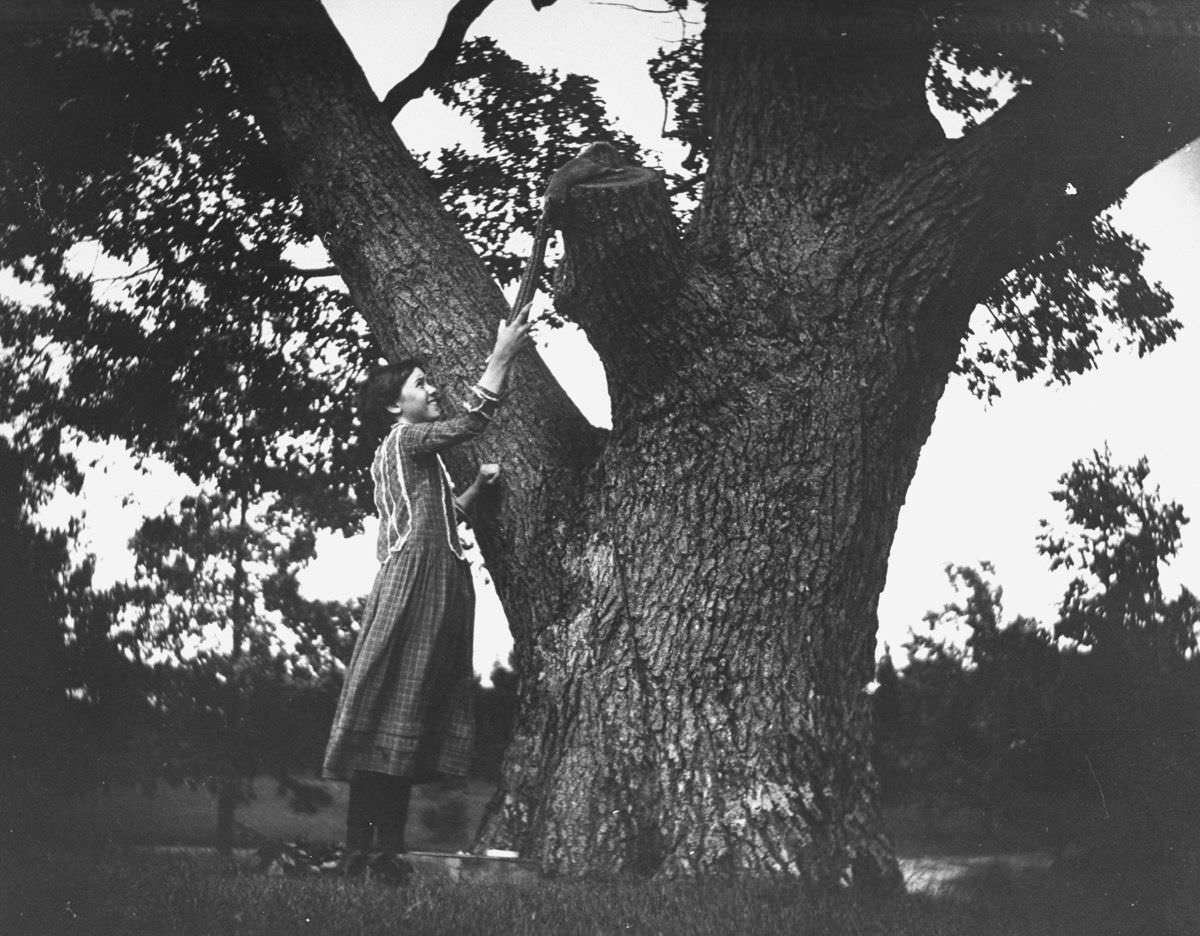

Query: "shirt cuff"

xmin=466 ymin=385 xmax=503 ymax=419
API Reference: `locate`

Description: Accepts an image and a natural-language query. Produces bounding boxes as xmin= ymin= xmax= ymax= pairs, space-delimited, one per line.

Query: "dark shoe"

xmin=256 ymin=842 xmax=289 ymax=876
xmin=340 ymin=849 xmax=370 ymax=877
xmin=366 ymin=851 xmax=413 ymax=885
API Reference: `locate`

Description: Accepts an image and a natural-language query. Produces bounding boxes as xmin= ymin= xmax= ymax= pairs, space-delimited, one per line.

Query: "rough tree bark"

xmin=198 ymin=0 xmax=1200 ymax=884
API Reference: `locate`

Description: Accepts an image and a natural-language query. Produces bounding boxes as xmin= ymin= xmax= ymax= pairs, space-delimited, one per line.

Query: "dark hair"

xmin=359 ymin=358 xmax=427 ymax=441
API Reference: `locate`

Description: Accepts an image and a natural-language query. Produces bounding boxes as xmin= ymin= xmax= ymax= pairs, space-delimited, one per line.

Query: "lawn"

xmin=4 ymin=842 xmax=1197 ymax=936
xmin=3 ymin=780 xmax=1196 ymax=936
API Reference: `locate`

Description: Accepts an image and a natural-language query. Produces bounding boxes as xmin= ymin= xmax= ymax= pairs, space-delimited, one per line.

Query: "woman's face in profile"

xmin=392 ymin=367 xmax=441 ymax=423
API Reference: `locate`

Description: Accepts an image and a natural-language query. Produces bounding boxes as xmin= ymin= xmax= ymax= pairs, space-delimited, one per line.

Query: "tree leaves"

xmin=0 ymin=3 xmax=378 ymax=532
xmin=427 ymin=37 xmax=646 ymax=298
xmin=956 ymin=212 xmax=1177 ymax=401
xmin=1037 ymin=447 xmax=1197 ymax=660
xmin=116 ymin=488 xmax=351 ymax=783
xmin=648 ymin=35 xmax=706 ymax=175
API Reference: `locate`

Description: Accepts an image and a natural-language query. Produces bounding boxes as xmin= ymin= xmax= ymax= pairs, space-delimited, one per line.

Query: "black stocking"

xmin=346 ymin=771 xmax=412 ymax=853
xmin=375 ymin=777 xmax=412 ymax=854
xmin=346 ymin=772 xmax=379 ymax=852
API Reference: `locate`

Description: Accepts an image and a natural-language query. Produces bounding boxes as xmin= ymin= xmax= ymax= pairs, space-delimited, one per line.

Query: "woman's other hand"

xmin=476 ymin=463 xmax=501 ymax=487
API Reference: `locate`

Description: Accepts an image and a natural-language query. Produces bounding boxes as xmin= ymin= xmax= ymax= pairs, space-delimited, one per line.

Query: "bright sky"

xmin=33 ymin=0 xmax=1200 ymax=675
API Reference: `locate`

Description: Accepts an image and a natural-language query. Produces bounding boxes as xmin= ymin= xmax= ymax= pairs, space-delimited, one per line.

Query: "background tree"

xmin=1037 ymin=449 xmax=1200 ymax=864
xmin=1039 ymin=448 xmax=1199 ymax=663
xmin=0 ymin=4 xmax=375 ymax=849
xmin=4 ymin=0 xmax=1199 ymax=884
xmin=117 ymin=490 xmax=349 ymax=853
xmin=0 ymin=438 xmax=77 ymax=822
xmin=0 ymin=297 xmax=105 ymax=829
xmin=472 ymin=658 xmax=520 ymax=781
xmin=876 ymin=451 xmax=1200 ymax=865
xmin=878 ymin=565 xmax=1068 ymax=843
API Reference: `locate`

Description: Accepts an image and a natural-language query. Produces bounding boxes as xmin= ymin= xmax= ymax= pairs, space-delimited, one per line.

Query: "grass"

xmin=3 ymin=840 xmax=1197 ymax=936
xmin=0 ymin=843 xmax=1043 ymax=936
xmin=4 ymin=781 xmax=1197 ymax=935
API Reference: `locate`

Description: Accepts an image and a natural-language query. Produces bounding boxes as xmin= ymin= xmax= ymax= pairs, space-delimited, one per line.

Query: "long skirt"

xmin=322 ymin=538 xmax=476 ymax=782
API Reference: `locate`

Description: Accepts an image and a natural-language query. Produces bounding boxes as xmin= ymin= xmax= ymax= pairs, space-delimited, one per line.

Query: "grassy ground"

xmin=3 ymin=780 xmax=1197 ymax=935
xmin=2 ymin=842 xmax=1197 ymax=936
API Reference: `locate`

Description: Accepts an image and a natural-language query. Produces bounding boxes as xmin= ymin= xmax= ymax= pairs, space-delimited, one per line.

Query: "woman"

xmin=323 ymin=306 xmax=532 ymax=875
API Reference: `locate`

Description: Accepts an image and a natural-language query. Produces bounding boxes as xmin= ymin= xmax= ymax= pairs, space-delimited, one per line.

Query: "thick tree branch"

xmin=380 ymin=0 xmax=494 ymax=119
xmin=869 ymin=36 xmax=1200 ymax=326
xmin=936 ymin=0 xmax=1200 ymax=44
xmin=698 ymin=1 xmax=1200 ymax=299
xmin=821 ymin=25 xmax=1200 ymax=453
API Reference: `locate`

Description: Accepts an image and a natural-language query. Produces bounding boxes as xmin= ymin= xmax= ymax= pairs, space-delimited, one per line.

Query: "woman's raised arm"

xmin=399 ymin=304 xmax=533 ymax=454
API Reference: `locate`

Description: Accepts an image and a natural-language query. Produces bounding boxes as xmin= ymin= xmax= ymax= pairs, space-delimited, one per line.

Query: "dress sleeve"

xmin=397 ymin=391 xmax=502 ymax=454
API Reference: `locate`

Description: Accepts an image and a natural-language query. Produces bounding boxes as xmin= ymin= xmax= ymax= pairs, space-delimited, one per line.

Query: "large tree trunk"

xmin=467 ymin=6 xmax=952 ymax=884
xmin=471 ymin=156 xmax=923 ymax=886
xmin=200 ymin=0 xmax=1200 ymax=884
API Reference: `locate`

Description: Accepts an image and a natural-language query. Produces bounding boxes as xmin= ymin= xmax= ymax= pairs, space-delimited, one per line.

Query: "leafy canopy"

xmin=0 ymin=3 xmax=380 ymax=530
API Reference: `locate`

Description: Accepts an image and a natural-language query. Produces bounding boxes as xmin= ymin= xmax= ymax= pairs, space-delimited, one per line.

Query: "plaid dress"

xmin=323 ymin=409 xmax=494 ymax=782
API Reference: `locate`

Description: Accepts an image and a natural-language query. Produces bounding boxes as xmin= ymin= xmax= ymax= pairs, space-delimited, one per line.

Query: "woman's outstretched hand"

xmin=478 ymin=303 xmax=533 ymax=399
xmin=494 ymin=302 xmax=534 ymax=361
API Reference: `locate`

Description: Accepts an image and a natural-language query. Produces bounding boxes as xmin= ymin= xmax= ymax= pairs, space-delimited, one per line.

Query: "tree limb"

xmin=936 ymin=0 xmax=1200 ymax=44
xmin=380 ymin=0 xmax=494 ymax=119
xmin=698 ymin=0 xmax=1200 ymax=275
xmin=882 ymin=35 xmax=1200 ymax=312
